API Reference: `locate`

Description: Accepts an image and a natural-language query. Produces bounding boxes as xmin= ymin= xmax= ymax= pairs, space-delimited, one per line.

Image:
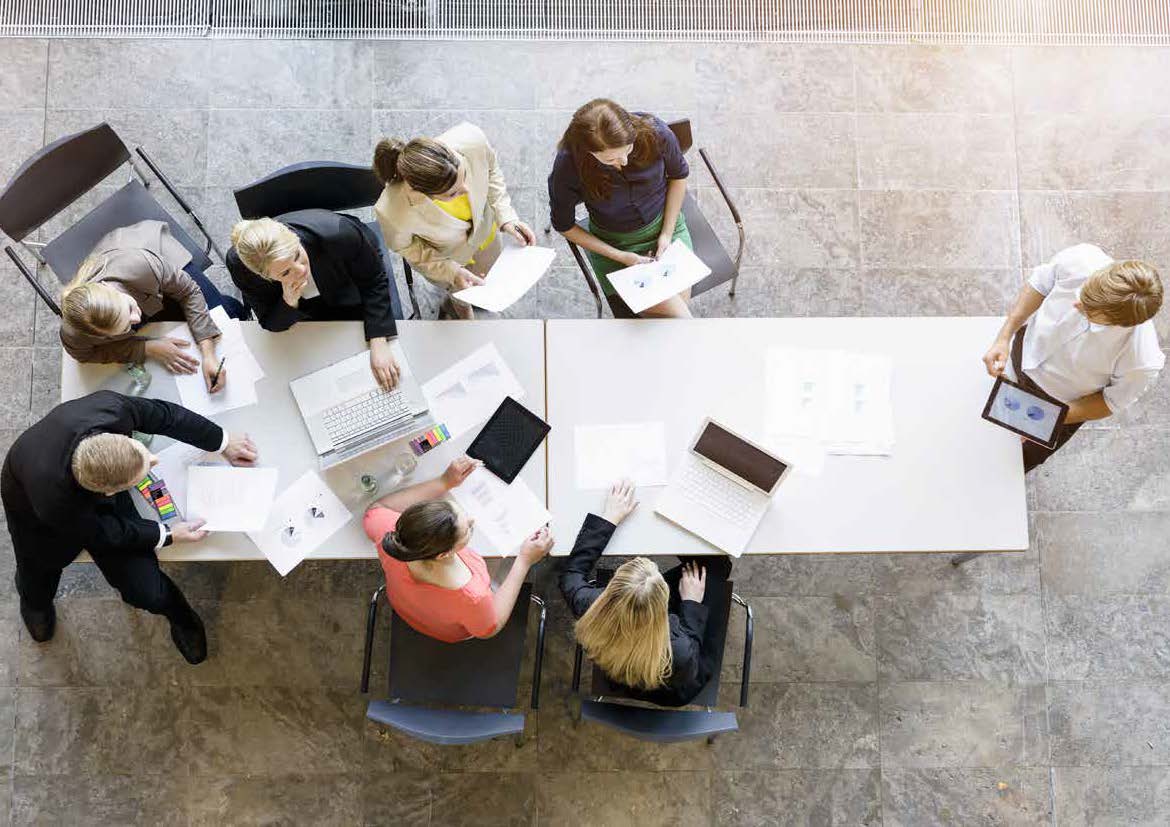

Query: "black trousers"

xmin=1010 ymin=326 xmax=1084 ymax=472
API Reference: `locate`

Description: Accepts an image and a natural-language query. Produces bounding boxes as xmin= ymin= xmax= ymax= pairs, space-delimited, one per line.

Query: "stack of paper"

xmin=247 ymin=471 xmax=352 ymax=576
xmin=608 ymin=240 xmax=711 ymax=313
xmin=185 ymin=465 xmax=279 ymax=532
xmin=169 ymin=305 xmax=265 ymax=417
xmin=421 ymin=343 xmax=525 ymax=438
xmin=450 ymin=467 xmax=550 ymax=555
xmin=453 ymin=245 xmax=555 ymax=312
xmin=573 ymin=422 xmax=669 ymax=489
xmin=152 ymin=441 xmax=224 ymax=518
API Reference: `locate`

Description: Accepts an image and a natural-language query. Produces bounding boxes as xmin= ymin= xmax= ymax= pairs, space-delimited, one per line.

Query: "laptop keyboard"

xmin=677 ymin=461 xmax=760 ymax=526
xmin=322 ymin=388 xmax=411 ymax=445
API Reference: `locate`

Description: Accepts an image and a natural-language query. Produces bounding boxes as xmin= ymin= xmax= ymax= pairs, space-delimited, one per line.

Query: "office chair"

xmin=569 ymin=570 xmax=754 ymax=743
xmin=558 ymin=118 xmax=746 ymax=319
xmin=232 ymin=161 xmax=419 ymax=321
xmin=0 ymin=122 xmax=222 ymax=317
xmin=360 ymin=583 xmax=547 ymax=746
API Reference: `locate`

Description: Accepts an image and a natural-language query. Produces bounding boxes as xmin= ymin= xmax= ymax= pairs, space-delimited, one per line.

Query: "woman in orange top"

xmin=363 ymin=456 xmax=554 ymax=643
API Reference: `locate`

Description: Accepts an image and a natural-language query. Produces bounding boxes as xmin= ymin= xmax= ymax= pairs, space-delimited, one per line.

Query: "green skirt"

xmin=587 ymin=211 xmax=692 ymax=296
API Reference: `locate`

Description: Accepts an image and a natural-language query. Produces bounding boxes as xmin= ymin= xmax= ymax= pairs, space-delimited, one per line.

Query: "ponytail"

xmin=372 ymin=136 xmax=459 ymax=196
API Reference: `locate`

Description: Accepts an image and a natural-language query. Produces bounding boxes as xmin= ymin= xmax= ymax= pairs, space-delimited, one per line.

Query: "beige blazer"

xmin=60 ymin=220 xmax=220 ymax=364
xmin=374 ymin=122 xmax=520 ymax=289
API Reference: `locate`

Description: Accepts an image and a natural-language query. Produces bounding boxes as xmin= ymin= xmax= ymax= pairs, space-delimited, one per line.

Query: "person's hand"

xmin=679 ymin=561 xmax=707 ymax=603
xmin=501 ymin=220 xmax=536 ymax=246
xmin=453 ymin=267 xmax=486 ymax=291
xmin=369 ymin=338 xmax=401 ymax=390
xmin=442 ymin=455 xmax=480 ymax=489
xmin=280 ymin=272 xmax=308 ymax=307
xmin=654 ymin=233 xmax=673 ymax=259
xmin=518 ymin=526 xmax=554 ymax=565
xmin=172 ymin=519 xmax=209 ymax=544
xmin=202 ymin=358 xmax=226 ymax=394
xmin=145 ymin=338 xmax=199 ymax=374
xmin=600 ymin=478 xmax=638 ymax=526
xmin=222 ymin=432 xmax=258 ymax=466
xmin=617 ymin=251 xmax=654 ymax=268
xmin=983 ymin=337 xmax=1010 ymax=377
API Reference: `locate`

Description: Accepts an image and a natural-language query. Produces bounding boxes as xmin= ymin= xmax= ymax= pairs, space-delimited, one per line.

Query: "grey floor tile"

xmin=0 ymin=348 xmax=32 ymax=430
xmin=881 ymin=767 xmax=1052 ymax=826
xmin=185 ymin=772 xmax=365 ymax=827
xmin=0 ymin=109 xmax=44 ymax=189
xmin=719 ymin=554 xmax=879 ymax=597
xmin=433 ymin=771 xmax=536 ymax=826
xmin=1037 ymin=511 xmax=1170 ymax=595
xmin=712 ymin=769 xmax=880 ymax=826
xmin=47 ymin=39 xmax=210 ymax=109
xmin=1017 ymin=113 xmax=1170 ymax=191
xmin=537 ymin=770 xmax=708 ymax=827
xmin=859 ymin=267 xmax=1018 ymax=317
xmin=358 ymin=770 xmax=433 ymax=826
xmin=857 ymin=113 xmax=1016 ymax=190
xmin=32 ymin=295 xmax=62 ymax=348
xmin=1013 ymin=46 xmax=1170 ymax=115
xmin=879 ymin=681 xmax=1049 ymax=768
xmin=0 ymin=601 xmax=16 ymax=688
xmin=1046 ymin=595 xmax=1170 ymax=680
xmin=855 ymin=45 xmax=1013 ymax=113
xmin=1018 ymin=190 xmax=1170 ymax=269
xmin=209 ymin=40 xmax=372 ymax=109
xmin=860 ymin=190 xmax=1019 ymax=269
xmin=0 ymin=40 xmax=48 ymax=109
xmin=696 ymin=43 xmax=855 ymax=114
xmin=372 ymin=40 xmax=537 ymax=110
xmin=875 ymin=592 xmax=1047 ymax=682
xmin=871 ymin=547 xmax=1041 ymax=597
xmin=1028 ymin=427 xmax=1170 ymax=512
xmin=0 ymin=258 xmax=38 ymax=348
xmin=531 ymin=41 xmax=696 ymax=112
xmin=699 ymin=111 xmax=856 ymax=188
xmin=1049 ymin=681 xmax=1170 ymax=766
xmin=1053 ymin=766 xmax=1170 ymax=826
xmin=29 ymin=345 xmax=59 ymax=423
xmin=12 ymin=771 xmax=187 ymax=827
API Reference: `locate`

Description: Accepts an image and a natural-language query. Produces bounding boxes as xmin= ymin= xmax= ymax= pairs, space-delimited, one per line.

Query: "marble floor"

xmin=0 ymin=38 xmax=1168 ymax=826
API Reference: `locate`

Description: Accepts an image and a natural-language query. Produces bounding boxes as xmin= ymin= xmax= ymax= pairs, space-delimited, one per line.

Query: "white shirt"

xmin=300 ymin=270 xmax=321 ymax=300
xmin=1012 ymin=243 xmax=1164 ymax=414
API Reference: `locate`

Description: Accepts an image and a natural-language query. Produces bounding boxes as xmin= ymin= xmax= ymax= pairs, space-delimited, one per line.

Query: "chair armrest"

xmin=698 ymin=148 xmax=745 ymax=272
xmin=134 ymin=146 xmax=224 ymax=262
xmin=360 ymin=585 xmax=385 ymax=694
xmin=567 ymin=240 xmax=604 ymax=319
xmin=5 ymin=245 xmax=61 ymax=316
xmin=731 ymin=593 xmax=752 ymax=708
xmin=529 ymin=594 xmax=547 ymax=710
xmin=571 ymin=644 xmax=585 ymax=692
xmin=400 ymin=259 xmax=422 ymax=321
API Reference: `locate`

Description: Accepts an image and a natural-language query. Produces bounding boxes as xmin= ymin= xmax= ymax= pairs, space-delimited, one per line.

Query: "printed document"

xmin=450 ymin=467 xmax=549 ymax=555
xmin=421 ymin=343 xmax=525 ymax=438
xmin=573 ymin=422 xmax=669 ymax=489
xmin=247 ymin=471 xmax=352 ymax=576
xmin=185 ymin=466 xmax=279 ymax=532
xmin=153 ymin=441 xmax=223 ymax=517
xmin=608 ymin=241 xmax=711 ymax=313
xmin=453 ymin=245 xmax=555 ymax=312
xmin=169 ymin=306 xmax=265 ymax=417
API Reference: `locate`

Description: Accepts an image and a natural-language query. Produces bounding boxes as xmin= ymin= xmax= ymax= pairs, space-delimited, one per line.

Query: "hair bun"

xmin=373 ymin=138 xmax=405 ymax=185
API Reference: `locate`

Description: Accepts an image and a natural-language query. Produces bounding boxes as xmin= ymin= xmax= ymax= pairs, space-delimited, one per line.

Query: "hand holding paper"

xmin=608 ymin=241 xmax=711 ymax=313
xmin=452 ymin=245 xmax=555 ymax=312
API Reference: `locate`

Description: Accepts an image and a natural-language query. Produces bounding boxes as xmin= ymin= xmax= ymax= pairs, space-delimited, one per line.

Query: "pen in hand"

xmin=210 ymin=357 xmax=226 ymax=388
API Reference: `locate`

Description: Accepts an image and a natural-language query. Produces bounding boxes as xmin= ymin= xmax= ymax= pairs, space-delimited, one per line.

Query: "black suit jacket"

xmin=558 ymin=514 xmax=711 ymax=707
xmin=0 ymin=391 xmax=223 ymax=569
xmin=226 ymin=209 xmax=398 ymax=341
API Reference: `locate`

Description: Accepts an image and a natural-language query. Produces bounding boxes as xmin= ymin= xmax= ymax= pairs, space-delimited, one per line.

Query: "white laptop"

xmin=655 ymin=418 xmax=793 ymax=556
xmin=290 ymin=340 xmax=433 ymax=470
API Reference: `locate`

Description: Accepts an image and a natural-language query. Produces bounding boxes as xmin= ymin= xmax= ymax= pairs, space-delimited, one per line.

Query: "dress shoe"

xmin=169 ymin=610 xmax=207 ymax=665
xmin=20 ymin=600 xmax=55 ymax=642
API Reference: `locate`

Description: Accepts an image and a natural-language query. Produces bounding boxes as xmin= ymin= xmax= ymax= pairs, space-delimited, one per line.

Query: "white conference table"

xmin=545 ymin=317 xmax=1029 ymax=556
xmin=61 ymin=319 xmax=547 ymax=561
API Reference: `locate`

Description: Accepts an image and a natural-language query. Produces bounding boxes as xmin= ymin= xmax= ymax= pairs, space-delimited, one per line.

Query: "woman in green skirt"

xmin=548 ymin=98 xmax=693 ymax=318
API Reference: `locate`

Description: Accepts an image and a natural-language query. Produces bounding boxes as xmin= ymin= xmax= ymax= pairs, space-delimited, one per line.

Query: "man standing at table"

xmin=982 ymin=243 xmax=1164 ymax=471
xmin=2 ymin=390 xmax=258 ymax=664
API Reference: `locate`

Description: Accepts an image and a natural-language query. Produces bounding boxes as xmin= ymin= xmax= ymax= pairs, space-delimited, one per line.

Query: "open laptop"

xmin=655 ymin=418 xmax=793 ymax=556
xmin=290 ymin=340 xmax=434 ymax=470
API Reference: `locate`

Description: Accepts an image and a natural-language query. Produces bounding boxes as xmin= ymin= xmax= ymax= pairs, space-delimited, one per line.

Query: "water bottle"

xmin=125 ymin=363 xmax=154 ymax=447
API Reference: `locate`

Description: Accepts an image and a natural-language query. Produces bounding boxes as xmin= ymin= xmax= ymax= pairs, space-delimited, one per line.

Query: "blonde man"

xmin=983 ymin=244 xmax=1164 ymax=470
xmin=1 ymin=391 xmax=257 ymax=663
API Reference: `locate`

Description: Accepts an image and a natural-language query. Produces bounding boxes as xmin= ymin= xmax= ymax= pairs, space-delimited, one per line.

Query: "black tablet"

xmin=981 ymin=375 xmax=1070 ymax=450
xmin=467 ymin=396 xmax=551 ymax=484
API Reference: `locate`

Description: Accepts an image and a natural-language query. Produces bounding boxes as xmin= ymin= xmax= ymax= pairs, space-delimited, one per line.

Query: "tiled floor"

xmin=0 ymin=38 xmax=1167 ymax=825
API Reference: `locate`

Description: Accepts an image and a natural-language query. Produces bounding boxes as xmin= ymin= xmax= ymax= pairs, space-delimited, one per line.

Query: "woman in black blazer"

xmin=558 ymin=479 xmax=733 ymax=707
xmin=226 ymin=208 xmax=402 ymax=389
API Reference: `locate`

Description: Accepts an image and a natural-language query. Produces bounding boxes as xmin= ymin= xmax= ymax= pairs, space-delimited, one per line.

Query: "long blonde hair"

xmin=575 ymin=557 xmax=672 ymax=691
xmin=230 ymin=218 xmax=301 ymax=279
xmin=61 ymin=255 xmax=127 ymax=336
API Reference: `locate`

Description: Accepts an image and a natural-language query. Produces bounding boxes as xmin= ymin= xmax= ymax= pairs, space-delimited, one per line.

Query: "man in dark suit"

xmin=1 ymin=390 xmax=258 ymax=664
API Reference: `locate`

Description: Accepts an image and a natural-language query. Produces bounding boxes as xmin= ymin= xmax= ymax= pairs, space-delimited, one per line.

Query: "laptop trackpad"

xmin=336 ymin=367 xmax=376 ymax=396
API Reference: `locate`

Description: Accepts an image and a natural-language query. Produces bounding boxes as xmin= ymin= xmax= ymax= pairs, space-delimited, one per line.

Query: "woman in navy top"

xmin=548 ymin=99 xmax=693 ymax=318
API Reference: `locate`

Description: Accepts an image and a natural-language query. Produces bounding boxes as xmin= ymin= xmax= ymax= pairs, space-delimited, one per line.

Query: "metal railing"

xmin=2 ymin=0 xmax=1170 ymax=43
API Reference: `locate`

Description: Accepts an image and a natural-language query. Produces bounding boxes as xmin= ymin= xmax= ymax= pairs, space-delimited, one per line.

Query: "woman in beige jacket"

xmin=373 ymin=122 xmax=535 ymax=319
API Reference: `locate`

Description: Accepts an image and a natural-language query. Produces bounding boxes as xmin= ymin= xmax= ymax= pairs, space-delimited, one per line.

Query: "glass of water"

xmin=125 ymin=362 xmax=152 ymax=396
xmin=384 ymin=451 xmax=418 ymax=489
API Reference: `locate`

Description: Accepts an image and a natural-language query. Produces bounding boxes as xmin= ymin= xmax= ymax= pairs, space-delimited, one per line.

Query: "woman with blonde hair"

xmin=373 ymin=122 xmax=535 ymax=320
xmin=226 ymin=209 xmax=402 ymax=389
xmin=559 ymin=479 xmax=733 ymax=706
xmin=60 ymin=220 xmax=247 ymax=392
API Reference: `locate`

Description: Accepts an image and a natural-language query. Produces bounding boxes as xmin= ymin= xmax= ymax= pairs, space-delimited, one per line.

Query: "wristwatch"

xmin=161 ymin=525 xmax=174 ymax=548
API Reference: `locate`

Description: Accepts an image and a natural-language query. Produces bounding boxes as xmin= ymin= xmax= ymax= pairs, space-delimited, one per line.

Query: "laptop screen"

xmin=693 ymin=421 xmax=788 ymax=492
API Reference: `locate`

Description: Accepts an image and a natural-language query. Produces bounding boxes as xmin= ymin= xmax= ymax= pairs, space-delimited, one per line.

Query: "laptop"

xmin=290 ymin=340 xmax=434 ymax=470
xmin=655 ymin=418 xmax=793 ymax=556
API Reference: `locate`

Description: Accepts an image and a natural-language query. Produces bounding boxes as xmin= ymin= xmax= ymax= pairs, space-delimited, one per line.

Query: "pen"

xmin=210 ymin=357 xmax=226 ymax=387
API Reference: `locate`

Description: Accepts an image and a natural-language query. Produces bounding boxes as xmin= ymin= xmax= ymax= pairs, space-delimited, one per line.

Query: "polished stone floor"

xmin=0 ymin=38 xmax=1168 ymax=825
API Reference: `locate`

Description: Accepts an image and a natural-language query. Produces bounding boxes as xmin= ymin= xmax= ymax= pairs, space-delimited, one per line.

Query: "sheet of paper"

xmin=167 ymin=306 xmax=264 ymax=417
xmin=452 ymin=245 xmax=555 ymax=312
xmin=607 ymin=240 xmax=712 ymax=313
xmin=573 ymin=422 xmax=669 ymax=489
xmin=247 ymin=471 xmax=352 ymax=576
xmin=450 ymin=468 xmax=550 ymax=555
xmin=421 ymin=343 xmax=525 ymax=438
xmin=186 ymin=466 xmax=279 ymax=532
xmin=153 ymin=441 xmax=224 ymax=517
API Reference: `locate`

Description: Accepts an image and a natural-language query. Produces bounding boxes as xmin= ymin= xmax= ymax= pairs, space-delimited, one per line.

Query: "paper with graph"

xmin=450 ymin=467 xmax=549 ymax=555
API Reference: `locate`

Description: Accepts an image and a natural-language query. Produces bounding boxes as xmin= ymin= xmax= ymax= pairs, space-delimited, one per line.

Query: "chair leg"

xmin=951 ymin=552 xmax=983 ymax=567
xmin=707 ymin=734 xmax=718 ymax=745
xmin=728 ymin=273 xmax=739 ymax=298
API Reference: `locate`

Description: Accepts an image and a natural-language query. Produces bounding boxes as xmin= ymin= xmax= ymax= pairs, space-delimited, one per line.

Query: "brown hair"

xmin=72 ymin=433 xmax=148 ymax=493
xmin=558 ymin=99 xmax=661 ymax=201
xmin=373 ymin=137 xmax=460 ymax=196
xmin=382 ymin=500 xmax=465 ymax=562
xmin=1080 ymin=260 xmax=1163 ymax=327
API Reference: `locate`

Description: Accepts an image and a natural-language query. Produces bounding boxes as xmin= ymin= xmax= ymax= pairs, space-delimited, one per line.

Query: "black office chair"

xmin=561 ymin=118 xmax=746 ymax=319
xmin=0 ymin=122 xmax=222 ymax=317
xmin=360 ymin=583 xmax=547 ymax=746
xmin=232 ymin=161 xmax=419 ymax=321
xmin=569 ymin=570 xmax=753 ymax=743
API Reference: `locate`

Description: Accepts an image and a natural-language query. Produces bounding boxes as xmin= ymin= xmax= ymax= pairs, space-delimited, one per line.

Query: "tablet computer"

xmin=981 ymin=376 xmax=1069 ymax=449
xmin=467 ymin=396 xmax=551 ymax=484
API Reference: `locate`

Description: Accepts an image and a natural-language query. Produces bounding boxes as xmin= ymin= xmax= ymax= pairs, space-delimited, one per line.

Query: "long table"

xmin=545 ymin=317 xmax=1029 ymax=556
xmin=61 ymin=319 xmax=547 ymax=561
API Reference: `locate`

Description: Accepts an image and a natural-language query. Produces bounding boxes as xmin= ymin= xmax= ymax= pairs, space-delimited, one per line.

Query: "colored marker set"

xmin=409 ymin=424 xmax=451 ymax=456
xmin=135 ymin=474 xmax=179 ymax=522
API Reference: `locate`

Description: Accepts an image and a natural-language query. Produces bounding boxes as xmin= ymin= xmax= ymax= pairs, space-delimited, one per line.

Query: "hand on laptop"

xmin=600 ymin=478 xmax=638 ymax=526
xmin=369 ymin=337 xmax=401 ymax=390
xmin=222 ymin=432 xmax=258 ymax=467
xmin=442 ymin=455 xmax=480 ymax=490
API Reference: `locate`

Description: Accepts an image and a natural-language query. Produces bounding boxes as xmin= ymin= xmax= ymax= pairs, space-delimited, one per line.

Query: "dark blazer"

xmin=0 ymin=391 xmax=223 ymax=570
xmin=558 ymin=513 xmax=710 ymax=707
xmin=226 ymin=209 xmax=398 ymax=341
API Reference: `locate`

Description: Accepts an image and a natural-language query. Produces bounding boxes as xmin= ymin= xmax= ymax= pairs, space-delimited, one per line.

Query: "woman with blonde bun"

xmin=373 ymin=123 xmax=535 ymax=320
xmin=60 ymin=220 xmax=247 ymax=393
xmin=559 ymin=479 xmax=733 ymax=706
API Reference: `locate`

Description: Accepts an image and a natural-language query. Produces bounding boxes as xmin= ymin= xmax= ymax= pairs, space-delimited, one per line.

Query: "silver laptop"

xmin=290 ymin=340 xmax=433 ymax=470
xmin=655 ymin=418 xmax=793 ymax=556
